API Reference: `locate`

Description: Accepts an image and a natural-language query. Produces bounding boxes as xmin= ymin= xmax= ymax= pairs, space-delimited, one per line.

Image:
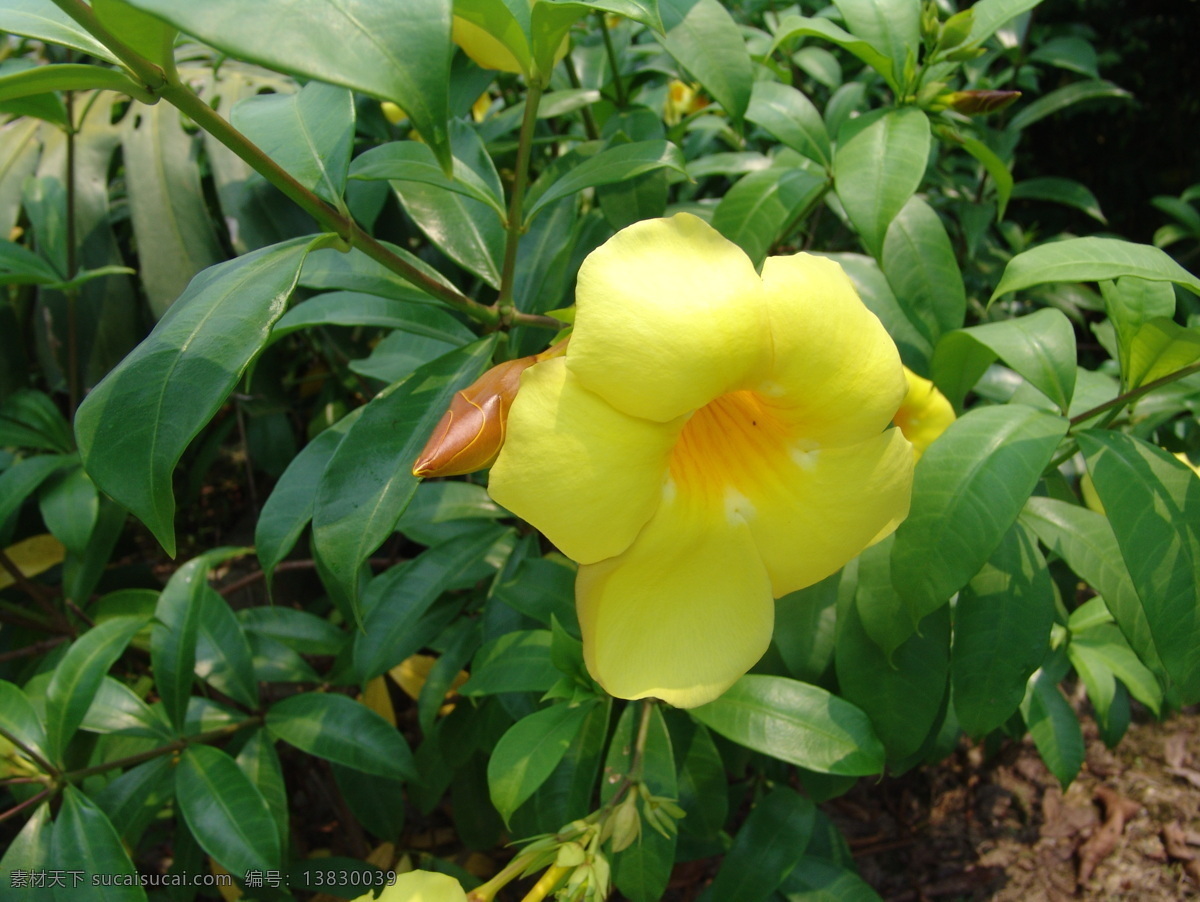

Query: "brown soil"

xmin=827 ymin=708 xmax=1200 ymax=901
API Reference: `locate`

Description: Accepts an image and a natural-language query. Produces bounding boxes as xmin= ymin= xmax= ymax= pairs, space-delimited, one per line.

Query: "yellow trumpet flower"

xmin=348 ymin=870 xmax=467 ymax=902
xmin=487 ymin=214 xmax=914 ymax=707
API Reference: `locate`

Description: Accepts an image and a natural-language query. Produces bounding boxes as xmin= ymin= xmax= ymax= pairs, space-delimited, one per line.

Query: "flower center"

xmin=667 ymin=391 xmax=797 ymax=514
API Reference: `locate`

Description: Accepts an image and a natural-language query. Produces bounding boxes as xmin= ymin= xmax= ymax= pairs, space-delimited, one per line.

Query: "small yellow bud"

xmin=381 ymin=101 xmax=407 ymax=125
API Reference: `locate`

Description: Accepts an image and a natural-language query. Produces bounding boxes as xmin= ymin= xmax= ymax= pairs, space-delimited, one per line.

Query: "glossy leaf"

xmin=38 ymin=465 xmax=98 ymax=556
xmin=460 ymin=629 xmax=558 ymax=696
xmin=891 ymin=405 xmax=1068 ymax=623
xmin=712 ymin=168 xmax=826 ymax=266
xmin=52 ymin=787 xmax=144 ymax=902
xmin=44 ymin=615 xmax=149 ymax=760
xmin=0 ymin=453 xmax=77 ymax=529
xmin=1007 ymin=79 xmax=1130 ymax=132
xmin=80 ymin=677 xmax=172 ymax=740
xmin=351 ymin=140 xmax=505 ymax=217
xmin=710 ymin=787 xmax=815 ymax=902
xmin=832 ymin=0 xmax=919 ymax=84
xmin=487 ymin=700 xmax=597 ymax=823
xmin=0 ymin=238 xmax=63 ymax=285
xmin=125 ymin=0 xmax=454 ymax=168
xmin=658 ymin=0 xmax=752 ymax=123
xmin=0 ymin=802 xmax=53 ymax=901
xmin=931 ymin=308 xmax=1077 ymax=411
xmin=0 ymin=63 xmax=149 ymax=104
xmin=952 ymin=523 xmax=1054 ymax=736
xmin=0 ymin=679 xmax=49 ymax=764
xmin=957 ymin=135 xmax=1013 ymax=221
xmin=1078 ymin=431 xmax=1200 ymax=702
xmin=93 ymin=757 xmax=175 ymax=845
xmin=93 ymin=0 xmax=176 ymax=66
xmin=194 ymin=588 xmax=259 ymax=709
xmin=1011 ymin=177 xmax=1106 ymax=223
xmin=881 ymin=196 xmax=966 ymax=346
xmin=833 ymin=107 xmax=931 ymax=259
xmin=231 ymin=80 xmax=355 ymax=207
xmin=0 ymin=0 xmax=118 ymax=62
xmin=780 ymin=856 xmax=882 ymax=901
xmin=271 ymin=291 xmax=473 ymax=347
xmin=175 ymin=744 xmax=281 ymax=877
xmin=1068 ymin=624 xmax=1162 ymax=716
xmin=991 ymin=236 xmax=1200 ymax=303
xmin=964 ymin=0 xmax=1040 ymax=47
xmin=0 ymin=389 xmax=74 ymax=452
xmin=1125 ymin=318 xmax=1200 ymax=389
xmin=665 ymin=713 xmax=727 ymax=839
xmin=75 ymin=238 xmax=314 ymax=556
xmin=821 ymin=251 xmax=933 ymax=369
xmin=771 ymin=16 xmax=896 ymax=92
xmin=391 ymin=178 xmax=503 ymax=286
xmin=311 ymin=338 xmax=495 ymax=618
xmin=690 ymin=675 xmax=884 ymax=775
xmin=267 ymin=692 xmax=417 ymax=781
xmin=239 ymin=606 xmax=345 ymax=656
xmin=745 ymin=81 xmax=830 ymax=165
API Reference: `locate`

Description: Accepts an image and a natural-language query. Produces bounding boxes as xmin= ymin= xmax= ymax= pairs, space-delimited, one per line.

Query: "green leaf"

xmin=0 ymin=679 xmax=49 ymax=765
xmin=890 ymin=405 xmax=1068 ymax=623
xmin=1021 ymin=497 xmax=1164 ymax=680
xmin=175 ymin=744 xmax=281 ymax=877
xmin=0 ymin=453 xmax=77 ymax=530
xmin=1125 ymin=318 xmax=1200 ymax=389
xmin=1099 ymin=277 xmax=1176 ymax=373
xmin=0 ymin=239 xmax=62 ymax=285
xmin=0 ymin=0 xmax=119 ymax=62
xmin=931 ymin=308 xmax=1077 ymax=411
xmin=780 ymin=856 xmax=882 ymax=901
xmin=1007 ymin=79 xmax=1131 ymax=133
xmin=93 ymin=0 xmax=176 ymax=67
xmin=820 ymin=252 xmax=933 ymax=369
xmin=746 ymin=81 xmax=831 ymax=165
xmin=773 ymin=573 xmax=840 ymax=684
xmin=44 ymin=615 xmax=149 ymax=760
xmin=300 ymin=243 xmax=454 ymax=304
xmin=0 ymin=802 xmax=53 ymax=901
xmin=332 ymin=762 xmax=406 ymax=841
xmin=151 ymin=550 xmax=243 ymax=731
xmin=771 ymin=15 xmax=897 ymax=91
xmin=38 ymin=465 xmax=98 ymax=556
xmin=832 ymin=0 xmax=920 ymax=85
xmin=604 ymin=704 xmax=676 ymax=902
xmin=964 ymin=0 xmax=1040 ymax=47
xmin=354 ymin=526 xmax=508 ymax=681
xmin=239 ymin=606 xmax=345 ymax=656
xmin=992 ymin=238 xmax=1200 ymax=302
xmin=93 ymin=757 xmax=175 ymax=845
xmin=1021 ymin=669 xmax=1083 ymax=788
xmin=194 ymin=588 xmax=259 ymax=709
xmin=311 ymin=338 xmax=495 ymax=618
xmin=75 ymin=237 xmax=314 ymax=556
xmin=881 ymin=196 xmax=966 ymax=346
xmin=125 ymin=0 xmax=454 ymax=168
xmin=712 ymin=168 xmax=827 ymax=266
xmin=1077 ymin=431 xmax=1200 ymax=702
xmin=461 ymin=629 xmax=558 ymax=696
xmin=690 ymin=674 xmax=884 ymax=776
xmin=710 ymin=787 xmax=815 ymax=902
xmin=234 ymin=730 xmax=288 ymax=853
xmin=52 ymin=787 xmax=145 ymax=902
xmin=952 ymin=523 xmax=1054 ymax=736
xmin=833 ymin=107 xmax=931 ymax=259
xmin=350 ymin=140 xmax=504 ymax=217
xmin=0 ymin=63 xmax=151 ymax=105
xmin=658 ymin=0 xmax=753 ymax=124
xmin=1011 ymin=177 xmax=1105 ymax=223
xmin=391 ymin=178 xmax=503 ymax=287
xmin=526 ymin=140 xmax=687 ymax=223
xmin=121 ymin=102 xmax=227 ymax=319
xmin=80 ymin=677 xmax=172 ymax=740
xmin=837 ymin=593 xmax=950 ymax=763
xmin=63 ymin=497 xmax=127 ymax=607
xmin=231 ymin=80 xmax=355 ymax=207
xmin=1068 ymin=624 xmax=1161 ymax=716
xmin=487 ymin=700 xmax=597 ymax=823
xmin=0 ymin=389 xmax=74 ymax=452
xmin=272 ymin=291 xmax=474 ymax=347
xmin=957 ymin=135 xmax=1013 ymax=221
xmin=267 ymin=691 xmax=416 ymax=781
xmin=664 ymin=713 xmax=726 ymax=839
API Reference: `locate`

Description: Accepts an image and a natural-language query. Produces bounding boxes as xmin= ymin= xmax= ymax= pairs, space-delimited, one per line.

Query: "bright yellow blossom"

xmin=349 ymin=870 xmax=466 ymax=902
xmin=893 ymin=368 xmax=955 ymax=459
xmin=487 ymin=214 xmax=914 ymax=708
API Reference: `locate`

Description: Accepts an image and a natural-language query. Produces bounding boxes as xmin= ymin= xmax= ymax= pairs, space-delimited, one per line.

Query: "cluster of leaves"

xmin=1 ymin=0 xmax=1199 ymax=900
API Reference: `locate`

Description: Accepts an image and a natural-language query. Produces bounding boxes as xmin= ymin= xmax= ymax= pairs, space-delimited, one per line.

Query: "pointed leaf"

xmin=658 ymin=0 xmax=752 ymax=124
xmin=52 ymin=787 xmax=145 ymax=901
xmin=710 ymin=787 xmax=815 ymax=902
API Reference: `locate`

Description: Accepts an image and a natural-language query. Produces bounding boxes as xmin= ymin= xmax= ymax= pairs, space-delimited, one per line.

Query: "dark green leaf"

xmin=0 ymin=389 xmax=73 ymax=453
xmin=236 ymin=729 xmax=289 ymax=851
xmin=0 ymin=453 xmax=77 ymax=529
xmin=194 ymin=587 xmax=259 ymax=709
xmin=0 ymin=679 xmax=49 ymax=765
xmin=350 ymin=140 xmax=504 ymax=217
xmin=710 ymin=787 xmax=815 ymax=902
xmin=461 ymin=629 xmax=558 ymax=696
xmin=891 ymin=405 xmax=1068 ymax=623
xmin=690 ymin=675 xmax=884 ymax=775
xmin=712 ymin=168 xmax=827 ymax=266
xmin=238 ymin=606 xmax=345 ymax=657
xmin=0 ymin=803 xmax=53 ymax=902
xmin=952 ymin=523 xmax=1054 ymax=736
xmin=52 ymin=787 xmax=145 ymax=902
xmin=75 ymin=238 xmax=314 ymax=556
xmin=1007 ymin=80 xmax=1131 ymax=132
xmin=390 ymin=179 xmax=503 ymax=286
xmin=881 ymin=196 xmax=966 ymax=345
xmin=80 ymin=676 xmax=172 ymax=740
xmin=746 ymin=81 xmax=830 ymax=165
xmin=0 ymin=238 xmax=62 ymax=285
xmin=771 ymin=16 xmax=896 ymax=92
xmin=664 ymin=713 xmax=726 ymax=839
xmin=93 ymin=757 xmax=175 ymax=846
xmin=175 ymin=744 xmax=281 ymax=877
xmin=780 ymin=855 xmax=882 ymax=902
xmin=658 ymin=0 xmax=753 ymax=124
xmin=1020 ymin=670 xmax=1083 ymax=788
xmin=1011 ymin=177 xmax=1106 ymax=223
xmin=832 ymin=0 xmax=919 ymax=84
xmin=266 ymin=691 xmax=416 ymax=781
xmin=311 ymin=338 xmax=495 ymax=618
xmin=271 ymin=291 xmax=473 ymax=346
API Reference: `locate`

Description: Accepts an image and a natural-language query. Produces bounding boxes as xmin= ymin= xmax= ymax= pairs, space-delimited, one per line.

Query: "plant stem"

xmin=598 ymin=13 xmax=627 ymax=107
xmin=61 ymin=716 xmax=261 ymax=784
xmin=495 ymin=78 xmax=546 ymax=328
xmin=1068 ymin=360 xmax=1200 ymax=429
xmin=0 ymin=725 xmax=57 ymax=778
xmin=64 ymin=54 xmax=81 ymax=417
xmin=0 ymin=787 xmax=52 ymax=825
xmin=563 ymin=54 xmax=600 ymax=141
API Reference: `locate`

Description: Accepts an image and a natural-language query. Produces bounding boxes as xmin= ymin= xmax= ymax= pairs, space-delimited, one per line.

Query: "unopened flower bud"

xmin=939 ymin=9 xmax=974 ymax=49
xmin=413 ymin=356 xmax=537 ymax=478
xmin=940 ymin=89 xmax=1021 ymax=115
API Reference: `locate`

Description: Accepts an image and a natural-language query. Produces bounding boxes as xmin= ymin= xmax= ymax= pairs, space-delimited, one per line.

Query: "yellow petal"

xmin=757 ymin=253 xmax=907 ymax=448
xmin=576 ymin=493 xmax=774 ymax=708
xmin=567 ymin=214 xmax=771 ymax=422
xmin=349 ymin=870 xmax=467 ymax=902
xmin=894 ymin=367 xmax=956 ymax=459
xmin=452 ymin=16 xmax=526 ymax=73
xmin=0 ymin=534 xmax=65 ymax=589
xmin=488 ymin=358 xmax=678 ymax=564
xmin=745 ymin=428 xmax=914 ymax=597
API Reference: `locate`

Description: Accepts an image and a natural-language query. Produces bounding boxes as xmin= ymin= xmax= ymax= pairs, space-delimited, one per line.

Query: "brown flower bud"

xmin=943 ymin=89 xmax=1021 ymax=115
xmin=412 ymin=356 xmax=537 ymax=478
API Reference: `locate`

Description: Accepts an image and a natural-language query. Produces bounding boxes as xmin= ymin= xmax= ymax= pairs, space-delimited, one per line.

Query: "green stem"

xmin=64 ymin=63 xmax=80 ymax=418
xmin=597 ymin=13 xmax=627 ymax=107
xmin=0 ymin=726 xmax=57 ymax=778
xmin=1068 ymin=360 xmax=1200 ymax=429
xmin=60 ymin=716 xmax=262 ymax=784
xmin=563 ymin=54 xmax=600 ymax=141
xmin=0 ymin=787 xmax=52 ymax=826
xmin=49 ymin=0 xmax=498 ymax=327
xmin=495 ymin=78 xmax=546 ymax=329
